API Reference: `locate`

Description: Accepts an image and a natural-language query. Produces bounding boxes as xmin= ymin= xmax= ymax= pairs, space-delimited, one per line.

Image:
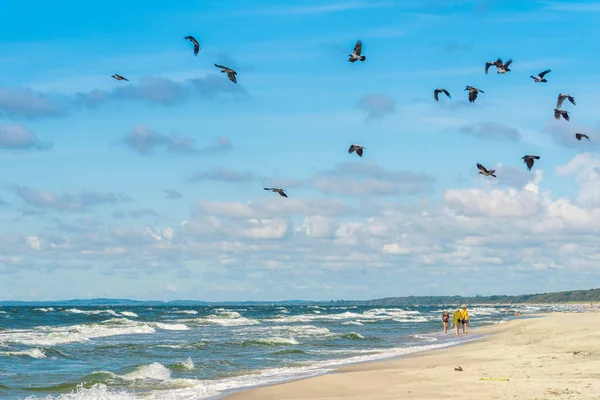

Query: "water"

xmin=0 ymin=303 xmax=573 ymax=399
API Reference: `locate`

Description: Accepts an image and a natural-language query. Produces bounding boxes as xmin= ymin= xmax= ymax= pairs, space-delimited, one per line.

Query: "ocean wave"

xmin=183 ymin=311 xmax=260 ymax=326
xmin=240 ymin=337 xmax=300 ymax=346
xmin=0 ymin=348 xmax=46 ymax=359
xmin=244 ymin=325 xmax=334 ymax=339
xmin=169 ymin=357 xmax=194 ymax=371
xmin=30 ymin=384 xmax=136 ymax=400
xmin=139 ymin=340 xmax=464 ymax=400
xmin=34 ymin=307 xmax=55 ymax=312
xmin=151 ymin=323 xmax=189 ymax=331
xmin=120 ymin=312 xmax=139 ymax=318
xmin=172 ymin=310 xmax=198 ymax=315
xmin=64 ymin=308 xmax=122 ymax=317
xmin=0 ymin=319 xmax=155 ymax=346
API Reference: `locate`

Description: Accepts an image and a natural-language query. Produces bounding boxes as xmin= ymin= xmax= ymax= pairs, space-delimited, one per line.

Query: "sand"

xmin=226 ymin=311 xmax=600 ymax=400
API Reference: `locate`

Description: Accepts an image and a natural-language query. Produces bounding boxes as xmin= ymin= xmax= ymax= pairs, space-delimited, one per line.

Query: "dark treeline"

xmin=326 ymin=288 xmax=600 ymax=306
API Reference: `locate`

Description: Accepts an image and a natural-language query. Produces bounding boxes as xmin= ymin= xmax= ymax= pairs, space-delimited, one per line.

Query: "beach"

xmin=226 ymin=311 xmax=600 ymax=400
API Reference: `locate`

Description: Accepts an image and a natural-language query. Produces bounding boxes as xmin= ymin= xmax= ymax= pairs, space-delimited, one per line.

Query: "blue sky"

xmin=1 ymin=0 xmax=600 ymax=301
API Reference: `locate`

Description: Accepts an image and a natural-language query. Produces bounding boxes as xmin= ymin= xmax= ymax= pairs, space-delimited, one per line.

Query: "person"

xmin=442 ymin=310 xmax=450 ymax=334
xmin=452 ymin=307 xmax=462 ymax=335
xmin=460 ymin=305 xmax=470 ymax=334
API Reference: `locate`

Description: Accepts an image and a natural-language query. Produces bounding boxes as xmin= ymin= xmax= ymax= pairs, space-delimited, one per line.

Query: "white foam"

xmin=64 ymin=308 xmax=122 ymax=317
xmin=34 ymin=307 xmax=55 ymax=312
xmin=141 ymin=341 xmax=463 ymax=399
xmin=120 ymin=312 xmax=139 ymax=318
xmin=178 ymin=357 xmax=194 ymax=370
xmin=121 ymin=362 xmax=171 ymax=381
xmin=0 ymin=319 xmax=155 ymax=346
xmin=342 ymin=321 xmax=363 ymax=326
xmin=152 ymin=323 xmax=190 ymax=331
xmin=0 ymin=348 xmax=46 ymax=359
xmin=246 ymin=337 xmax=299 ymax=345
xmin=28 ymin=383 xmax=136 ymax=399
xmin=244 ymin=325 xmax=333 ymax=339
xmin=172 ymin=310 xmax=198 ymax=315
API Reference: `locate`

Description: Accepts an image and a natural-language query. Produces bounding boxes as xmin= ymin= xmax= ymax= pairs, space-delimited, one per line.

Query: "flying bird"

xmin=485 ymin=58 xmax=513 ymax=74
xmin=111 ymin=74 xmax=128 ymax=81
xmin=263 ymin=188 xmax=288 ymax=198
xmin=554 ymin=109 xmax=570 ymax=121
xmin=348 ymin=144 xmax=365 ymax=157
xmin=530 ymin=69 xmax=551 ymax=83
xmin=557 ymin=93 xmax=576 ymax=108
xmin=465 ymin=86 xmax=484 ymax=103
xmin=434 ymin=88 xmax=451 ymax=102
xmin=477 ymin=163 xmax=496 ymax=177
xmin=214 ymin=64 xmax=237 ymax=83
xmin=183 ymin=36 xmax=200 ymax=56
xmin=348 ymin=40 xmax=366 ymax=62
xmin=522 ymin=155 xmax=540 ymax=171
xmin=575 ymin=133 xmax=590 ymax=141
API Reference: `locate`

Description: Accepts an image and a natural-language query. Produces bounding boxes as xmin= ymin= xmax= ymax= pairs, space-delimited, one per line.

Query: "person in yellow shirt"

xmin=460 ymin=305 xmax=470 ymax=334
xmin=452 ymin=307 xmax=462 ymax=335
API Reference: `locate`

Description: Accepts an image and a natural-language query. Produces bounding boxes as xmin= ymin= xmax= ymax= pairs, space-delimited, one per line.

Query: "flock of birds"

xmin=108 ymin=38 xmax=591 ymax=197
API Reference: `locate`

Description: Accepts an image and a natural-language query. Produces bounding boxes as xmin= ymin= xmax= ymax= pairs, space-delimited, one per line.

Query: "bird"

xmin=477 ymin=163 xmax=496 ymax=177
xmin=557 ymin=93 xmax=576 ymax=108
xmin=530 ymin=69 xmax=551 ymax=83
xmin=183 ymin=36 xmax=200 ymax=56
xmin=214 ymin=64 xmax=237 ymax=83
xmin=434 ymin=88 xmax=451 ymax=102
xmin=554 ymin=109 xmax=570 ymax=121
xmin=455 ymin=366 xmax=464 ymax=372
xmin=485 ymin=58 xmax=512 ymax=74
xmin=348 ymin=40 xmax=366 ymax=62
xmin=111 ymin=74 xmax=128 ymax=81
xmin=465 ymin=86 xmax=484 ymax=103
xmin=348 ymin=144 xmax=365 ymax=157
xmin=575 ymin=133 xmax=590 ymax=141
xmin=522 ymin=155 xmax=540 ymax=171
xmin=263 ymin=188 xmax=288 ymax=198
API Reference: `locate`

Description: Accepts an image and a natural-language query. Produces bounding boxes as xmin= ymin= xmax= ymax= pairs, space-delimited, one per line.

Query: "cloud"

xmin=357 ymin=94 xmax=396 ymax=120
xmin=0 ymin=87 xmax=69 ymax=119
xmin=7 ymin=184 xmax=129 ymax=213
xmin=541 ymin=118 xmax=598 ymax=149
xmin=458 ymin=121 xmax=522 ymax=142
xmin=113 ymin=208 xmax=161 ymax=219
xmin=123 ymin=126 xmax=233 ymax=156
xmin=311 ymin=162 xmax=436 ymax=196
xmin=0 ymin=74 xmax=246 ymax=119
xmin=0 ymin=124 xmax=52 ymax=151
xmin=164 ymin=189 xmax=183 ymax=200
xmin=556 ymin=153 xmax=600 ymax=207
xmin=6 ymin=152 xmax=600 ymax=298
xmin=185 ymin=168 xmax=255 ymax=183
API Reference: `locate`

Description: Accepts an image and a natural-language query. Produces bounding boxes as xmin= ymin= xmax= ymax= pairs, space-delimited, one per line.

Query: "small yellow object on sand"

xmin=479 ymin=377 xmax=510 ymax=381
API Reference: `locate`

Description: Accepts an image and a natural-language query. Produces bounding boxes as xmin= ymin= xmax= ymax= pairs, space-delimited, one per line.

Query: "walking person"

xmin=460 ymin=305 xmax=470 ymax=334
xmin=452 ymin=307 xmax=461 ymax=335
xmin=442 ymin=310 xmax=450 ymax=334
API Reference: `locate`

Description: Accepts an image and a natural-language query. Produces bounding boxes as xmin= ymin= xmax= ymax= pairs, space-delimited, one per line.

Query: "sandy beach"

xmin=226 ymin=311 xmax=600 ymax=400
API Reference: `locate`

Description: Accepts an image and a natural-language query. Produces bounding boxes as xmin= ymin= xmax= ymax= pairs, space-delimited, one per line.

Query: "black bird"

xmin=557 ymin=93 xmax=576 ymax=108
xmin=214 ymin=64 xmax=237 ymax=83
xmin=477 ymin=163 xmax=496 ymax=177
xmin=554 ymin=109 xmax=570 ymax=121
xmin=348 ymin=144 xmax=365 ymax=157
xmin=530 ymin=69 xmax=551 ymax=83
xmin=575 ymin=133 xmax=590 ymax=141
xmin=263 ymin=188 xmax=288 ymax=198
xmin=111 ymin=74 xmax=128 ymax=81
xmin=485 ymin=58 xmax=512 ymax=74
xmin=522 ymin=155 xmax=540 ymax=171
xmin=465 ymin=86 xmax=484 ymax=103
xmin=348 ymin=40 xmax=366 ymax=62
xmin=183 ymin=36 xmax=200 ymax=56
xmin=434 ymin=88 xmax=451 ymax=102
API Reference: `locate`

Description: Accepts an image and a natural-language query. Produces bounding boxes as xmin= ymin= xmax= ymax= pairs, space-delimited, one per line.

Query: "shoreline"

xmin=224 ymin=311 xmax=600 ymax=400
xmin=219 ymin=315 xmax=519 ymax=400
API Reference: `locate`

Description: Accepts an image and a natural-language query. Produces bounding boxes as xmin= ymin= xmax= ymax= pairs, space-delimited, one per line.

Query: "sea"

xmin=0 ymin=303 xmax=579 ymax=399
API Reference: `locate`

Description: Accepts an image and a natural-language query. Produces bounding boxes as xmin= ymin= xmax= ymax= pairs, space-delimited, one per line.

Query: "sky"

xmin=1 ymin=0 xmax=600 ymax=301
